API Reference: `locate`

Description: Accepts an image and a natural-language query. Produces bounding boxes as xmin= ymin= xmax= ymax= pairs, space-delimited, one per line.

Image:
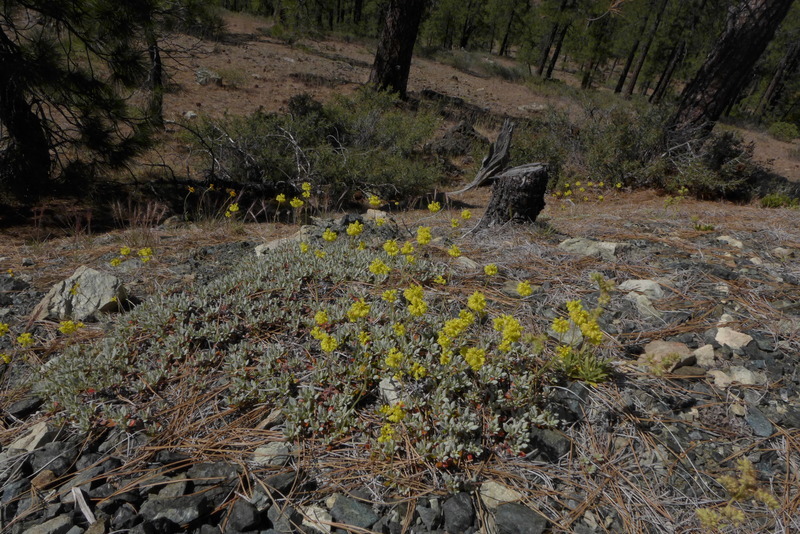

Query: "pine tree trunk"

xmin=624 ymin=0 xmax=669 ymax=98
xmin=147 ymin=31 xmax=164 ymax=129
xmin=615 ymin=11 xmax=651 ymax=93
xmin=671 ymin=0 xmax=794 ymax=139
xmin=537 ymin=23 xmax=559 ymax=76
xmin=756 ymin=40 xmax=800 ymax=118
xmin=546 ymin=23 xmax=570 ymax=79
xmin=650 ymin=41 xmax=685 ymax=104
xmin=0 ymin=30 xmax=51 ymax=199
xmin=368 ymin=0 xmax=426 ymax=98
xmin=481 ymin=164 xmax=549 ymax=227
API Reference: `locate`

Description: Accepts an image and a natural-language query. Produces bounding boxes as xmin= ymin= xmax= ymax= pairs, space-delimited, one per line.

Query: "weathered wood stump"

xmin=448 ymin=119 xmax=514 ymax=195
xmin=481 ymin=163 xmax=548 ymax=227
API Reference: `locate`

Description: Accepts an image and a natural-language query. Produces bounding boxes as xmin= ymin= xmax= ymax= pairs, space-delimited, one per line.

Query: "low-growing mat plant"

xmin=32 ymin=211 xmax=617 ymax=482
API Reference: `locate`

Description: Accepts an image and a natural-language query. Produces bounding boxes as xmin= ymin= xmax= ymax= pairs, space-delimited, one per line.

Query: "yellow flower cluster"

xmin=301 ymin=182 xmax=312 ymax=198
xmin=447 ymin=245 xmax=461 ymax=258
xmin=315 ymin=250 xmax=326 ymax=258
xmin=380 ymin=403 xmax=406 ymax=422
xmin=0 ymin=322 xmax=9 ymax=337
xmin=58 ymin=320 xmax=85 ymax=335
xmin=377 ymin=423 xmax=396 ymax=443
xmin=276 ymin=193 xmax=286 ymax=203
xmin=439 ymin=310 xmax=475 ymax=346
xmin=16 ymin=332 xmax=34 ymax=348
xmin=461 ymin=209 xmax=472 ymax=220
xmin=369 ymin=258 xmax=391 ymax=276
xmin=493 ymin=315 xmax=522 ymax=352
xmin=299 ymin=242 xmax=310 ymax=253
xmin=224 ymin=203 xmax=239 ymax=218
xmin=375 ymin=217 xmax=387 ymax=227
xmin=382 ymin=289 xmax=398 ymax=303
xmin=320 ymin=334 xmax=339 ymax=353
xmin=385 ymin=347 xmax=404 ymax=368
xmin=427 ymin=201 xmax=441 ymax=213
xmin=517 ymin=280 xmax=533 ymax=297
xmin=358 ymin=331 xmax=371 ymax=346
xmin=1 ymin=353 xmax=10 ymax=364
xmin=347 ymin=299 xmax=371 ymax=322
xmin=551 ymin=317 xmax=570 ymax=334
xmin=314 ymin=310 xmax=329 ymax=325
xmin=290 ymin=197 xmax=304 ymax=209
xmin=347 ymin=221 xmax=364 ymax=236
xmin=567 ymin=300 xmax=603 ymax=345
xmin=403 ymin=285 xmax=427 ymax=316
xmin=383 ymin=240 xmax=400 ymax=256
xmin=451 ymin=218 xmax=460 ymax=228
xmin=392 ymin=323 xmax=406 ymax=337
xmin=368 ymin=194 xmax=382 ymax=207
xmin=322 ymin=228 xmax=337 ymax=242
xmin=410 ymin=362 xmax=427 ymax=380
xmin=484 ymin=264 xmax=498 ymax=276
xmin=467 ymin=291 xmax=486 ymax=313
xmin=416 ymin=226 xmax=432 ymax=245
xmin=463 ymin=347 xmax=486 ymax=372
xmin=138 ymin=248 xmax=154 ymax=263
xmin=400 ymin=242 xmax=415 ymax=255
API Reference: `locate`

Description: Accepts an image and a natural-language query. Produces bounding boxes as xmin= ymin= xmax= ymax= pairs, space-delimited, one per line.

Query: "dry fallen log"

xmin=481 ymin=163 xmax=548 ymax=227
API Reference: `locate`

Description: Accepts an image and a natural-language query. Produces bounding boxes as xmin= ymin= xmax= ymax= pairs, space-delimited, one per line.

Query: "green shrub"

xmin=181 ymin=89 xmax=443 ymax=208
xmin=767 ymin=121 xmax=799 ymax=142
xmin=760 ymin=192 xmax=799 ymax=208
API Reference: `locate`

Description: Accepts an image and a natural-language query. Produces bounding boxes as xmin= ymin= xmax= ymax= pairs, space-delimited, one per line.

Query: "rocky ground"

xmin=0 ymin=189 xmax=799 ymax=533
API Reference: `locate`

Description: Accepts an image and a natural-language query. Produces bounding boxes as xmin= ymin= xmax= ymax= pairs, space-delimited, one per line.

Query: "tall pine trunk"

xmin=671 ymin=0 xmax=795 ymax=139
xmin=368 ymin=0 xmax=426 ymax=98
xmin=624 ymin=0 xmax=669 ymax=98
xmin=615 ymin=11 xmax=651 ymax=93
xmin=546 ymin=23 xmax=570 ymax=79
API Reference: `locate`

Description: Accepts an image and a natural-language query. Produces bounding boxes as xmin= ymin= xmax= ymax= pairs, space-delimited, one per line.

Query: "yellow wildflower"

xmin=467 ymin=291 xmax=487 ymax=313
xmin=405 ymin=254 xmax=416 ymax=264
xmin=58 ymin=320 xmax=85 ymax=335
xmin=302 ymin=182 xmax=312 ymax=197
xmin=368 ymin=194 xmax=382 ymax=207
xmin=377 ymin=423 xmax=396 ymax=443
xmin=440 ymin=350 xmax=453 ymax=365
xmin=392 ymin=323 xmax=406 ymax=337
xmin=110 ymin=258 xmax=122 ymax=267
xmin=400 ymin=241 xmax=415 ymax=255
xmin=228 ymin=189 xmax=236 ymax=197
xmin=433 ymin=275 xmax=446 ymax=285
xmin=16 ymin=333 xmax=34 ymax=348
xmin=427 ymin=201 xmax=441 ymax=213
xmin=376 ymin=218 xmax=386 ymax=227
xmin=385 ymin=348 xmax=404 ymax=368
xmin=347 ymin=299 xmax=371 ymax=322
xmin=407 ymin=299 xmax=427 ymax=316
xmin=382 ymin=289 xmax=398 ymax=303
xmin=493 ymin=315 xmax=522 ymax=352
xmin=188 ymin=186 xmax=195 ymax=193
xmin=208 ymin=183 xmax=215 ymax=190
xmin=358 ymin=331 xmax=371 ymax=346
xmin=380 ymin=403 xmax=406 ymax=423
xmin=383 ymin=240 xmax=400 ymax=256
xmin=357 ymin=241 xmax=366 ymax=250
xmin=322 ymin=228 xmax=337 ymax=242
xmin=320 ymin=334 xmax=339 ymax=353
xmin=120 ymin=246 xmax=131 ymax=256
xmin=416 ymin=226 xmax=432 ymax=245
xmin=615 ymin=182 xmax=622 ymax=189
xmin=517 ymin=280 xmax=533 ymax=297
xmin=0 ymin=323 xmax=8 ymax=337
xmin=314 ymin=250 xmax=327 ymax=258
xmin=484 ymin=264 xmax=498 ymax=276
xmin=290 ymin=197 xmax=304 ymax=208
xmin=410 ymin=362 xmax=427 ymax=380
xmin=347 ymin=221 xmax=364 ymax=236
xmin=138 ymin=248 xmax=153 ymax=263
xmin=276 ymin=193 xmax=286 ymax=203
xmin=551 ymin=318 xmax=570 ymax=334
xmin=451 ymin=218 xmax=460 ymax=228
xmin=369 ymin=258 xmax=391 ymax=276
xmin=463 ymin=347 xmax=486 ymax=372
xmin=447 ymin=244 xmax=461 ymax=258
xmin=314 ymin=310 xmax=329 ymax=325
xmin=299 ymin=242 xmax=310 ymax=253
xmin=1 ymin=353 xmax=10 ymax=364
xmin=461 ymin=209 xmax=472 ymax=220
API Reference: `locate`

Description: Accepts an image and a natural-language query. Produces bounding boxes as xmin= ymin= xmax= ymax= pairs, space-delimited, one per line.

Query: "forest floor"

xmin=1 ymin=10 xmax=800 ymax=534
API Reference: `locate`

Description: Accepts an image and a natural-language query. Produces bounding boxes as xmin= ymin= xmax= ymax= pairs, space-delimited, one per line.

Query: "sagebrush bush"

xmin=767 ymin=121 xmax=799 ymax=142
xmin=182 ymin=89 xmax=442 ymax=208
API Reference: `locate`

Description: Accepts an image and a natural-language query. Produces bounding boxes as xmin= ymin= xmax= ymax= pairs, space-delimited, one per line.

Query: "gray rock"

xmin=330 ymin=495 xmax=378 ymax=529
xmin=139 ymin=494 xmax=209 ymax=525
xmin=31 ymin=442 xmax=77 ymax=477
xmin=227 ymin=499 xmax=262 ymax=531
xmin=416 ymin=505 xmax=441 ymax=530
xmin=61 ymin=466 xmax=105 ymax=503
xmin=617 ymin=279 xmax=664 ymax=300
xmin=625 ymin=292 xmax=662 ymax=320
xmin=715 ymin=327 xmax=753 ymax=351
xmin=267 ymin=503 xmax=301 ymax=533
xmin=494 ymin=503 xmax=549 ymax=534
xmin=530 ymin=428 xmax=571 ymax=463
xmin=253 ymin=442 xmax=292 ymax=466
xmin=693 ymin=345 xmax=716 ymax=369
xmin=187 ymin=462 xmax=239 ymax=485
xmin=480 ymin=481 xmax=523 ymax=509
xmin=21 ymin=514 xmax=73 ymax=534
xmin=378 ymin=377 xmax=402 ymax=405
xmin=301 ymin=504 xmax=332 ymax=534
xmin=6 ymin=397 xmax=44 ymax=419
xmin=558 ymin=238 xmax=627 ymax=261
xmin=745 ymin=407 xmax=774 ymax=437
xmin=31 ymin=266 xmax=127 ymax=321
xmin=442 ymin=493 xmax=474 ymax=533
xmin=716 ymin=236 xmax=743 ymax=249
xmin=8 ymin=421 xmax=61 ymax=452
xmin=639 ymin=340 xmax=694 ymax=372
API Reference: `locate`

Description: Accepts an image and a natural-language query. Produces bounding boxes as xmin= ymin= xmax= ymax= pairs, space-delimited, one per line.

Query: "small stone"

xmin=139 ymin=494 xmax=209 ymax=525
xmin=6 ymin=397 xmax=45 ymax=420
xmin=745 ymin=407 xmax=774 ymax=437
xmin=626 ymin=292 xmax=662 ymax=319
xmin=452 ymin=256 xmax=480 ymax=271
xmin=694 ymin=345 xmax=716 ymax=369
xmin=715 ymin=327 xmax=753 ymax=350
xmin=730 ymin=403 xmax=746 ymax=416
xmin=771 ymin=247 xmax=793 ymax=259
xmin=529 ymin=428 xmax=571 ymax=462
xmin=443 ymin=493 xmax=475 ymax=533
xmin=9 ymin=421 xmax=60 ymax=452
xmin=639 ymin=341 xmax=694 ymax=373
xmin=547 ymin=320 xmax=582 ymax=347
xmin=227 ymin=498 xmax=261 ymax=531
xmin=330 ymin=495 xmax=378 ymax=529
xmin=494 ymin=503 xmax=549 ymax=534
xmin=268 ymin=504 xmax=301 ymax=533
xmin=416 ymin=505 xmax=441 ymax=530
xmin=480 ymin=481 xmax=523 ymax=509
xmin=717 ymin=236 xmax=743 ymax=248
xmin=253 ymin=442 xmax=292 ymax=466
xmin=301 ymin=504 xmax=332 ymax=534
xmin=617 ymin=280 xmax=664 ymax=300
xmin=21 ymin=514 xmax=73 ymax=534
xmin=749 ymin=256 xmax=763 ymax=265
xmin=183 ymin=111 xmax=198 ymax=120
xmin=22 ymin=257 xmax=34 ymax=266
xmin=379 ymin=377 xmax=402 ymax=405
xmin=558 ymin=237 xmax=627 ymax=261
xmin=364 ymin=209 xmax=390 ymax=221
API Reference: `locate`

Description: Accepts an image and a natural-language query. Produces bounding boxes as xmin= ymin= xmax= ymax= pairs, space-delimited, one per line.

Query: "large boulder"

xmin=30 ymin=266 xmax=127 ymax=322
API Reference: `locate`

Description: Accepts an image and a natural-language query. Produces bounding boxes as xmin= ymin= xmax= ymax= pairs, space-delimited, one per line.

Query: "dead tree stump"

xmin=448 ymin=118 xmax=514 ymax=195
xmin=481 ymin=163 xmax=548 ymax=227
